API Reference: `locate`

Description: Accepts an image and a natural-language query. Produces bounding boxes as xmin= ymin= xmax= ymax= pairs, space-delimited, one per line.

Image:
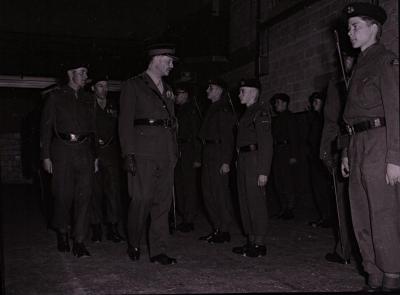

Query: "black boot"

xmin=72 ymin=242 xmax=91 ymax=258
xmin=107 ymin=223 xmax=124 ymax=243
xmin=91 ymin=224 xmax=102 ymax=242
xmin=57 ymin=232 xmax=70 ymax=252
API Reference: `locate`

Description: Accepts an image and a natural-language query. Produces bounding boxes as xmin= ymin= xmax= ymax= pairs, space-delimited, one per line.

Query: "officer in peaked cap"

xmin=89 ymin=72 xmax=125 ymax=244
xmin=341 ymin=2 xmax=400 ymax=292
xmin=41 ymin=59 xmax=96 ymax=257
xmin=232 ymin=78 xmax=272 ymax=258
xmin=119 ymin=43 xmax=178 ymax=265
xmin=197 ymin=77 xmax=237 ymax=244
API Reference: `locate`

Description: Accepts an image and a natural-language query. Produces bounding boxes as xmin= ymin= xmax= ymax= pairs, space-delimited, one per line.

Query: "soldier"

xmin=270 ymin=93 xmax=298 ymax=220
xmin=198 ymin=78 xmax=237 ymax=243
xmin=173 ymin=83 xmax=202 ymax=233
xmin=40 ymin=60 xmax=96 ymax=257
xmin=119 ymin=43 xmax=178 ymax=265
xmin=341 ymin=3 xmax=400 ymax=292
xmin=89 ymin=75 xmax=124 ymax=243
xmin=232 ymin=78 xmax=273 ymax=258
xmin=320 ymin=50 xmax=356 ymax=265
xmin=306 ymin=92 xmax=332 ymax=228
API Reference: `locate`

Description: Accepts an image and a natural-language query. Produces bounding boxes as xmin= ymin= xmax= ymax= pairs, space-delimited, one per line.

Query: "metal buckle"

xmin=373 ymin=118 xmax=381 ymax=127
xmin=98 ymin=139 xmax=105 ymax=145
xmin=70 ymin=134 xmax=78 ymax=142
xmin=346 ymin=125 xmax=355 ymax=135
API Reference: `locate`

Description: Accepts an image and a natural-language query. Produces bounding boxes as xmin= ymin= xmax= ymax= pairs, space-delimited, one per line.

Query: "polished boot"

xmin=150 ymin=253 xmax=177 ymax=265
xmin=72 ymin=242 xmax=91 ymax=258
xmin=208 ymin=231 xmax=230 ymax=243
xmin=199 ymin=230 xmax=218 ymax=241
xmin=127 ymin=246 xmax=140 ymax=261
xmin=246 ymin=244 xmax=266 ymax=258
xmin=57 ymin=232 xmax=70 ymax=252
xmin=325 ymin=252 xmax=350 ymax=264
xmin=106 ymin=223 xmax=124 ymax=243
xmin=232 ymin=242 xmax=253 ymax=256
xmin=91 ymin=224 xmax=102 ymax=242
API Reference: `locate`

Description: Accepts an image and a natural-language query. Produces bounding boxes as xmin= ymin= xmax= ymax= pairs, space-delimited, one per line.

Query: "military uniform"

xmin=198 ymin=96 xmax=237 ymax=237
xmin=174 ymin=98 xmax=202 ymax=229
xmin=236 ymin=101 xmax=272 ymax=248
xmin=91 ymin=97 xmax=122 ymax=240
xmin=40 ymin=85 xmax=96 ymax=244
xmin=342 ymin=2 xmax=400 ymax=290
xmin=119 ymin=72 xmax=178 ymax=258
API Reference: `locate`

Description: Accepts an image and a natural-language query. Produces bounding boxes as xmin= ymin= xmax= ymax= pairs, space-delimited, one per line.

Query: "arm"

xmin=118 ymin=80 xmax=136 ymax=157
xmin=219 ymin=107 xmax=237 ymax=168
xmin=255 ymin=110 xmax=273 ymax=186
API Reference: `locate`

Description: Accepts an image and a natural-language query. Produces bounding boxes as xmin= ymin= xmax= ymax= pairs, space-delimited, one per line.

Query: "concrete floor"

xmin=2 ymin=184 xmax=367 ymax=294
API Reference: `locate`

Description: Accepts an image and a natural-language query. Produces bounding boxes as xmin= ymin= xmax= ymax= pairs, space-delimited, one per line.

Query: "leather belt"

xmin=345 ymin=117 xmax=385 ymax=135
xmin=274 ymin=139 xmax=289 ymax=146
xmin=239 ymin=144 xmax=258 ymax=153
xmin=204 ymin=139 xmax=222 ymax=144
xmin=134 ymin=118 xmax=174 ymax=128
xmin=58 ymin=132 xmax=90 ymax=143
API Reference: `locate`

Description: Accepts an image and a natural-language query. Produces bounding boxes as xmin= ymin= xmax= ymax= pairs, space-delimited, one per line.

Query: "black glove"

xmin=123 ymin=154 xmax=136 ymax=175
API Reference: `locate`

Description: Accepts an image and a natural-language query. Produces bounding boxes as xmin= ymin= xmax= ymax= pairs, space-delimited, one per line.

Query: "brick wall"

xmin=223 ymin=0 xmax=399 ymax=111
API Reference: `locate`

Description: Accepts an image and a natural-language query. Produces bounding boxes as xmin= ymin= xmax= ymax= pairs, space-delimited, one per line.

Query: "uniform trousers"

xmin=201 ymin=145 xmax=234 ymax=232
xmin=126 ymin=156 xmax=174 ymax=257
xmin=51 ymin=139 xmax=94 ymax=241
xmin=348 ymin=127 xmax=400 ymax=276
xmin=174 ymin=143 xmax=200 ymax=224
xmin=91 ymin=156 xmax=121 ymax=225
xmin=237 ymin=151 xmax=268 ymax=245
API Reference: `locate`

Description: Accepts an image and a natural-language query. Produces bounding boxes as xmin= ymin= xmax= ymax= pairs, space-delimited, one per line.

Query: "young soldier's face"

xmin=238 ymin=87 xmax=257 ymax=106
xmin=312 ymin=98 xmax=323 ymax=112
xmin=348 ymin=17 xmax=377 ymax=50
xmin=69 ymin=67 xmax=88 ymax=88
xmin=92 ymin=81 xmax=108 ymax=99
xmin=274 ymin=99 xmax=287 ymax=113
xmin=175 ymin=89 xmax=188 ymax=105
xmin=206 ymin=84 xmax=223 ymax=102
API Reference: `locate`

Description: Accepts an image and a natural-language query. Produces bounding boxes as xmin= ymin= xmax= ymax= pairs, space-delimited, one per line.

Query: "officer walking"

xmin=198 ymin=78 xmax=237 ymax=243
xmin=232 ymin=79 xmax=273 ymax=258
xmin=341 ymin=3 xmax=400 ymax=292
xmin=90 ymin=75 xmax=124 ymax=243
xmin=40 ymin=60 xmax=96 ymax=257
xmin=270 ymin=93 xmax=299 ymax=220
xmin=173 ymin=83 xmax=202 ymax=233
xmin=119 ymin=44 xmax=178 ymax=265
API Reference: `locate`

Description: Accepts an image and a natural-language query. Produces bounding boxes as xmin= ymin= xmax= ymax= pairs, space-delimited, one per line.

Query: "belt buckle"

xmin=70 ymin=134 xmax=78 ymax=142
xmin=98 ymin=139 xmax=104 ymax=145
xmin=346 ymin=125 xmax=355 ymax=135
xmin=373 ymin=118 xmax=381 ymax=127
xmin=149 ymin=119 xmax=155 ymax=124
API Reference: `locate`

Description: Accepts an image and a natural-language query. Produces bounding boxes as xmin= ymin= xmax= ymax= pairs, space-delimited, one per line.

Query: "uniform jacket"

xmin=271 ymin=110 xmax=298 ymax=159
xmin=40 ymin=85 xmax=96 ymax=160
xmin=198 ymin=97 xmax=237 ymax=164
xmin=236 ymin=102 xmax=273 ymax=175
xmin=343 ymin=43 xmax=399 ymax=165
xmin=118 ymin=72 xmax=178 ymax=162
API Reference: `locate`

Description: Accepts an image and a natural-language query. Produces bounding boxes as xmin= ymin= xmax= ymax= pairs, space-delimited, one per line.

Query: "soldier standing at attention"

xmin=173 ymin=83 xmax=202 ymax=233
xmin=89 ymin=75 xmax=124 ymax=243
xmin=232 ymin=79 xmax=273 ymax=258
xmin=40 ymin=60 xmax=96 ymax=257
xmin=341 ymin=3 xmax=400 ymax=292
xmin=119 ymin=44 xmax=178 ymax=265
xmin=198 ymin=78 xmax=237 ymax=243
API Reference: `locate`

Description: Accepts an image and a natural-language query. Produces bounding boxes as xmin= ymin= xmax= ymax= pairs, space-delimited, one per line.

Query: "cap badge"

xmin=347 ymin=6 xmax=354 ymax=14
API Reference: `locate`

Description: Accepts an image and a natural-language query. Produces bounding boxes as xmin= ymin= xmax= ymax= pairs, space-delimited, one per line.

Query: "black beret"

xmin=174 ymin=82 xmax=190 ymax=93
xmin=271 ymin=93 xmax=290 ymax=103
xmin=208 ymin=78 xmax=227 ymax=90
xmin=343 ymin=2 xmax=387 ymax=25
xmin=239 ymin=78 xmax=261 ymax=90
xmin=309 ymin=91 xmax=325 ymax=103
xmin=89 ymin=73 xmax=109 ymax=86
xmin=60 ymin=56 xmax=90 ymax=73
xmin=147 ymin=43 xmax=178 ymax=61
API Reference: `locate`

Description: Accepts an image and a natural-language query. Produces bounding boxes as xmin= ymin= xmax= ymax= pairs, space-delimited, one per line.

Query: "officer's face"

xmin=92 ymin=81 xmax=108 ymax=99
xmin=274 ymin=99 xmax=287 ymax=113
xmin=153 ymin=55 xmax=174 ymax=77
xmin=69 ymin=67 xmax=88 ymax=88
xmin=175 ymin=89 xmax=188 ymax=105
xmin=238 ymin=87 xmax=258 ymax=106
xmin=312 ymin=98 xmax=323 ymax=112
xmin=206 ymin=84 xmax=223 ymax=102
xmin=348 ymin=17 xmax=377 ymax=51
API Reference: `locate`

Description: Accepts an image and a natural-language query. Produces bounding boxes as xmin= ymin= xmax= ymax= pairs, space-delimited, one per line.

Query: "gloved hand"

xmin=123 ymin=154 xmax=136 ymax=175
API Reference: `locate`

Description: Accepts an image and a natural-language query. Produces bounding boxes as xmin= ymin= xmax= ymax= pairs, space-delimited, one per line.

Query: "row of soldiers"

xmin=39 ymin=2 xmax=399 ymax=291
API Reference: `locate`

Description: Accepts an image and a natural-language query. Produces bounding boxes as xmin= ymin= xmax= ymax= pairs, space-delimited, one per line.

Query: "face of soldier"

xmin=175 ymin=90 xmax=188 ymax=105
xmin=238 ymin=87 xmax=258 ymax=107
xmin=348 ymin=16 xmax=378 ymax=51
xmin=92 ymin=81 xmax=108 ymax=100
xmin=153 ymin=55 xmax=174 ymax=77
xmin=206 ymin=84 xmax=223 ymax=102
xmin=312 ymin=98 xmax=323 ymax=112
xmin=68 ymin=67 xmax=88 ymax=89
xmin=274 ymin=99 xmax=288 ymax=113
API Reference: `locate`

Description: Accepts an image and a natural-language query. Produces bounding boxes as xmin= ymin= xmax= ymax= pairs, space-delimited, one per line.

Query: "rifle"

xmin=334 ymin=30 xmax=349 ymax=91
xmin=227 ymin=92 xmax=239 ymax=125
